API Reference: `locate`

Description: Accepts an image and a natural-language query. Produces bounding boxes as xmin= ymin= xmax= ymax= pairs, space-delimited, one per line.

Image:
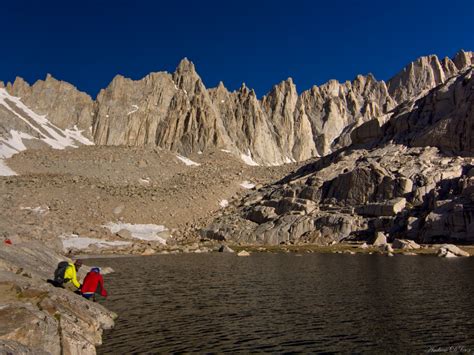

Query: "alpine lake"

xmin=89 ymin=251 xmax=474 ymax=353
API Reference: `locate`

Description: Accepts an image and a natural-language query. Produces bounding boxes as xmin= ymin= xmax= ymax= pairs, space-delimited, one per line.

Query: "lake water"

xmin=91 ymin=253 xmax=474 ymax=353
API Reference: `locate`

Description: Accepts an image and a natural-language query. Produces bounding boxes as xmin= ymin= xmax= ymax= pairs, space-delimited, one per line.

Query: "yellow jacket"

xmin=64 ymin=263 xmax=81 ymax=288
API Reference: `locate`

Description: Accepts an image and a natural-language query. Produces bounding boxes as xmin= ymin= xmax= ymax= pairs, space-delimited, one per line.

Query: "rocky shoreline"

xmin=71 ymin=239 xmax=474 ymax=258
xmin=0 ymin=241 xmax=116 ymax=354
xmin=1 ymin=234 xmax=472 ymax=354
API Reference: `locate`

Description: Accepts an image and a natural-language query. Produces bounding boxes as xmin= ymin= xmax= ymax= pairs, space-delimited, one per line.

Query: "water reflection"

xmin=91 ymin=253 xmax=474 ymax=353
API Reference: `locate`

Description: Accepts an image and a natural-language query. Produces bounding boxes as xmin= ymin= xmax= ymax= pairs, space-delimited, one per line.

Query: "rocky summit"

xmin=2 ymin=50 xmax=472 ymax=166
xmin=205 ymin=60 xmax=474 ymax=245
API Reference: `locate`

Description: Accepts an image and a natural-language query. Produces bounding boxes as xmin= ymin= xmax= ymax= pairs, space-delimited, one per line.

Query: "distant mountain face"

xmin=0 ymin=87 xmax=93 ymax=175
xmin=204 ymin=65 xmax=474 ymax=245
xmin=0 ymin=50 xmax=473 ymax=166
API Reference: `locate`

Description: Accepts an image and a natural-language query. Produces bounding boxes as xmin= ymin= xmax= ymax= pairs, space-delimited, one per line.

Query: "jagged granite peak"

xmin=387 ymin=50 xmax=474 ymax=104
xmin=210 ymin=78 xmax=286 ymax=164
xmin=1 ymin=51 xmax=473 ymax=165
xmin=94 ymin=59 xmax=233 ymax=154
xmin=261 ymin=77 xmax=300 ymax=159
xmin=172 ymin=57 xmax=203 ymax=98
xmin=216 ymin=81 xmax=226 ymax=91
xmin=299 ymin=73 xmax=395 ymax=156
xmin=387 ymin=54 xmax=446 ymax=103
xmin=453 ymin=49 xmax=474 ymax=70
xmin=204 ymin=66 xmax=474 ymax=246
xmin=93 ymin=71 xmax=175 ymax=146
xmin=5 ymin=74 xmax=94 ymax=134
xmin=385 ymin=67 xmax=474 ymax=153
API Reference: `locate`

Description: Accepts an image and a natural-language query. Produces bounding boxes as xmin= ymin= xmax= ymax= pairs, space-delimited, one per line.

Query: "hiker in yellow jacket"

xmin=64 ymin=260 xmax=83 ymax=291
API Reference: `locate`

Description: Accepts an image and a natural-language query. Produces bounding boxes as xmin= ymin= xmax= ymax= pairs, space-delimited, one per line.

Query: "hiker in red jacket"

xmin=81 ymin=267 xmax=108 ymax=301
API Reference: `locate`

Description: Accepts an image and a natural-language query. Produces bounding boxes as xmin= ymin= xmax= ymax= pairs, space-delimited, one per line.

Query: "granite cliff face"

xmin=5 ymin=75 xmax=95 ymax=134
xmin=204 ymin=65 xmax=474 ymax=245
xmin=3 ymin=51 xmax=471 ymax=166
xmin=90 ymin=60 xmax=395 ymax=164
xmin=386 ymin=67 xmax=474 ymax=153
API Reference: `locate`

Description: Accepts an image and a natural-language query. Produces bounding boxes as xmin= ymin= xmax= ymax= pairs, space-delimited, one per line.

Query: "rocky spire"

xmin=387 ymin=50 xmax=474 ymax=104
xmin=453 ymin=49 xmax=474 ymax=70
xmin=2 ymin=50 xmax=473 ymax=165
xmin=172 ymin=58 xmax=202 ymax=98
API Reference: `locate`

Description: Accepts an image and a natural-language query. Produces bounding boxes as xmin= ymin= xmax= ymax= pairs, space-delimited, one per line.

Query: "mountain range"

xmin=1 ymin=50 xmax=472 ymax=166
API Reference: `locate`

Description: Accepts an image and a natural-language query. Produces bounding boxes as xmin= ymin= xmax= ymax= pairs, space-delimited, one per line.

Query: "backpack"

xmin=54 ymin=261 xmax=70 ymax=284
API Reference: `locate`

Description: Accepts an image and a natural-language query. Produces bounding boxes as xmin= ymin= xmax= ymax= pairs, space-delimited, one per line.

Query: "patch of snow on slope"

xmin=20 ymin=206 xmax=49 ymax=215
xmin=0 ymin=160 xmax=16 ymax=176
xmin=219 ymin=199 xmax=229 ymax=208
xmin=0 ymin=88 xmax=93 ymax=149
xmin=104 ymin=222 xmax=169 ymax=244
xmin=61 ymin=234 xmax=131 ymax=251
xmin=240 ymin=181 xmax=255 ymax=189
xmin=221 ymin=149 xmax=231 ymax=153
xmin=0 ymin=88 xmax=94 ymax=175
xmin=0 ymin=130 xmax=35 ymax=175
xmin=176 ymin=154 xmax=200 ymax=166
xmin=127 ymin=105 xmax=139 ymax=115
xmin=64 ymin=125 xmax=94 ymax=146
xmin=139 ymin=177 xmax=151 ymax=185
xmin=240 ymin=150 xmax=259 ymax=166
xmin=0 ymin=130 xmax=33 ymax=159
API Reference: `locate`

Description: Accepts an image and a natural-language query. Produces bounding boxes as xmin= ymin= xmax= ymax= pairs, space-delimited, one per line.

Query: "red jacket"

xmin=81 ymin=270 xmax=107 ymax=297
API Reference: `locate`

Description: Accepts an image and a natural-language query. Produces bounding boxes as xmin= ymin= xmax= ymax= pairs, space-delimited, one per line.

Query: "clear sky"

xmin=2 ymin=0 xmax=473 ymax=98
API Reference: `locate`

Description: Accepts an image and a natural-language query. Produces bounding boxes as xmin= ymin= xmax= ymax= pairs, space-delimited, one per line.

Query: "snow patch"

xmin=139 ymin=177 xmax=151 ymax=185
xmin=0 ymin=89 xmax=94 ymax=176
xmin=20 ymin=206 xmax=49 ymax=215
xmin=0 ymin=89 xmax=93 ymax=150
xmin=240 ymin=181 xmax=255 ymax=189
xmin=64 ymin=125 xmax=94 ymax=146
xmin=104 ymin=222 xmax=169 ymax=244
xmin=61 ymin=234 xmax=131 ymax=251
xmin=219 ymin=199 xmax=229 ymax=208
xmin=127 ymin=105 xmax=139 ymax=115
xmin=0 ymin=130 xmax=32 ymax=159
xmin=176 ymin=154 xmax=200 ymax=166
xmin=240 ymin=150 xmax=259 ymax=166
xmin=221 ymin=149 xmax=231 ymax=153
xmin=0 ymin=160 xmax=16 ymax=176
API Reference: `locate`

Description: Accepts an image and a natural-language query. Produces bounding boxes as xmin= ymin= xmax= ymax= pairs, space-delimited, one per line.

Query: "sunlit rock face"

xmin=387 ymin=50 xmax=473 ymax=104
xmin=203 ymin=54 xmax=474 ymax=246
xmin=1 ymin=51 xmax=473 ymax=166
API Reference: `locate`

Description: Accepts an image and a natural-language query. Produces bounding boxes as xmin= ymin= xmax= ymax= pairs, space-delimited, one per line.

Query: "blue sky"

xmin=1 ymin=0 xmax=473 ymax=98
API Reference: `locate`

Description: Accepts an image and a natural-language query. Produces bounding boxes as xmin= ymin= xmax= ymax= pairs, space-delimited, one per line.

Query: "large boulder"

xmin=392 ymin=239 xmax=421 ymax=250
xmin=356 ymin=198 xmax=407 ymax=217
xmin=350 ymin=118 xmax=383 ymax=145
xmin=218 ymin=245 xmax=235 ymax=253
xmin=437 ymin=244 xmax=469 ymax=257
xmin=372 ymin=232 xmax=387 ymax=246
xmin=246 ymin=206 xmax=278 ymax=224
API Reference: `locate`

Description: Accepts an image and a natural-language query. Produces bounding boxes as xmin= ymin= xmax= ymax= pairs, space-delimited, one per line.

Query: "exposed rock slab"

xmin=0 ymin=242 xmax=116 ymax=354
